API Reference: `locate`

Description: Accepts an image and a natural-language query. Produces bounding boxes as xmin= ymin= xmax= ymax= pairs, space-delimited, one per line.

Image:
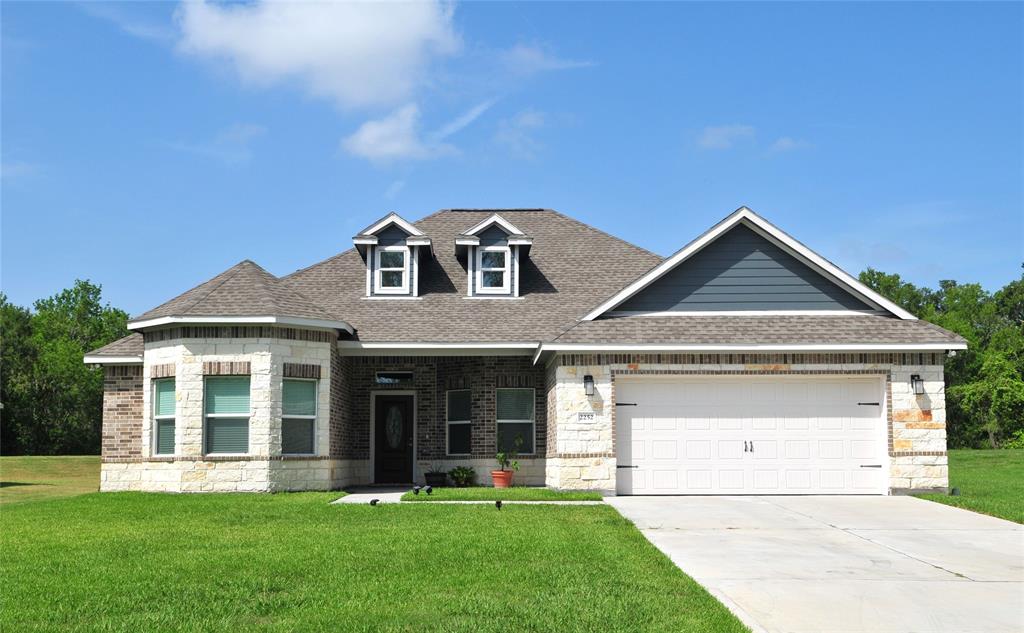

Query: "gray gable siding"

xmin=376 ymin=225 xmax=411 ymax=246
xmin=616 ymin=224 xmax=875 ymax=312
xmin=477 ymin=225 xmax=509 ymax=246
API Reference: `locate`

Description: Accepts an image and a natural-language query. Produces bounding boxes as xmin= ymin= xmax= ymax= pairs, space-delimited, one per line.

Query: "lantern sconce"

xmin=910 ymin=374 xmax=925 ymax=396
xmin=583 ymin=375 xmax=595 ymax=397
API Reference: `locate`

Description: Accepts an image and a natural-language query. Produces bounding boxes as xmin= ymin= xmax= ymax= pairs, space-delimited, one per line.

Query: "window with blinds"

xmin=204 ymin=376 xmax=250 ymax=454
xmin=153 ymin=378 xmax=176 ymax=455
xmin=496 ymin=388 xmax=535 ymax=454
xmin=282 ymin=379 xmax=316 ymax=455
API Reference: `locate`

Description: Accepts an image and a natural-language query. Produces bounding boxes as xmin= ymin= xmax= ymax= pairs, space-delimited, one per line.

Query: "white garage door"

xmin=616 ymin=376 xmax=887 ymax=495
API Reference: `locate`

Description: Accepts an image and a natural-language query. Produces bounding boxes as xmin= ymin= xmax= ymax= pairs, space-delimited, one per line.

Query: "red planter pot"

xmin=491 ymin=470 xmax=514 ymax=488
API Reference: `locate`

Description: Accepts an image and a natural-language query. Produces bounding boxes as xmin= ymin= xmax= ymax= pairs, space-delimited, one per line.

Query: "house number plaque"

xmin=577 ymin=412 xmax=596 ymax=423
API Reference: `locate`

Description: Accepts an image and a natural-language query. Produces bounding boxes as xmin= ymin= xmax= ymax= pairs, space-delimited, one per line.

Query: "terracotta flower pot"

xmin=491 ymin=470 xmax=514 ymax=488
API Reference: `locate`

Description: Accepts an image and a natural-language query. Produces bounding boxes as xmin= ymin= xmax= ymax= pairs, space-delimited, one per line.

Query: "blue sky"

xmin=2 ymin=1 xmax=1021 ymax=316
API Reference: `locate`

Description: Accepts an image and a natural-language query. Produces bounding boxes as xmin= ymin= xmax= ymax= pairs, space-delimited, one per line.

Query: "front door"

xmin=374 ymin=395 xmax=414 ymax=483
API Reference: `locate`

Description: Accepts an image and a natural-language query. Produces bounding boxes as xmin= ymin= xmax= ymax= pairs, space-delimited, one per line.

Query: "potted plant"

xmin=491 ymin=436 xmax=522 ymax=488
xmin=448 ymin=466 xmax=476 ymax=488
xmin=424 ymin=465 xmax=448 ymax=487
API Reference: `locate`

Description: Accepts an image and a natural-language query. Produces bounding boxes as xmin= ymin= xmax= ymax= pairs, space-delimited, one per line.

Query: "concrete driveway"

xmin=606 ymin=496 xmax=1023 ymax=633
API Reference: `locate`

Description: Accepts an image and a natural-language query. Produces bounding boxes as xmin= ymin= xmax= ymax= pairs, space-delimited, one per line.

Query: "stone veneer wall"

xmin=100 ymin=327 xmax=369 ymax=493
xmin=546 ymin=352 xmax=949 ymax=494
xmin=101 ymin=366 xmax=144 ymax=460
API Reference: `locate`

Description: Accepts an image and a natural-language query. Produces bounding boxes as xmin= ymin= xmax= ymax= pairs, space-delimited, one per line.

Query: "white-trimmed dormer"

xmin=353 ymin=212 xmax=432 ymax=298
xmin=455 ymin=214 xmax=532 ymax=298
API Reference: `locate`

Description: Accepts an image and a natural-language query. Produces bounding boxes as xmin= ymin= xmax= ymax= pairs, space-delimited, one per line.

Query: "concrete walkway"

xmin=606 ymin=495 xmax=1024 ymax=633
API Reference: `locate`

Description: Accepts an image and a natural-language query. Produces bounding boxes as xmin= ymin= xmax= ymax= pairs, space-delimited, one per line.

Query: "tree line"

xmin=1 ymin=270 xmax=1021 ymax=455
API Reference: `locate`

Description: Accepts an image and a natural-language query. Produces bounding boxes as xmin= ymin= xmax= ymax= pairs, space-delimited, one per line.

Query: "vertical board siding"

xmin=617 ymin=224 xmax=874 ymax=312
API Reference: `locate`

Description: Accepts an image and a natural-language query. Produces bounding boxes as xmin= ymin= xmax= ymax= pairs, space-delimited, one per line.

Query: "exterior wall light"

xmin=910 ymin=374 xmax=925 ymax=395
xmin=583 ymin=375 xmax=595 ymax=397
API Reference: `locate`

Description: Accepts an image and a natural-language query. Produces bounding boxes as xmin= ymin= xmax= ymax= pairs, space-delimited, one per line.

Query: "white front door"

xmin=615 ymin=376 xmax=887 ymax=495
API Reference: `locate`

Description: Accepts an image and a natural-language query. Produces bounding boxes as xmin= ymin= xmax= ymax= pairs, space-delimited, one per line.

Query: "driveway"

xmin=606 ymin=496 xmax=1023 ymax=633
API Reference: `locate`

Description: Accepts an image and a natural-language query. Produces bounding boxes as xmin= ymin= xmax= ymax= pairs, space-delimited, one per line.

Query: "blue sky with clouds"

xmin=2 ymin=1 xmax=1021 ymax=316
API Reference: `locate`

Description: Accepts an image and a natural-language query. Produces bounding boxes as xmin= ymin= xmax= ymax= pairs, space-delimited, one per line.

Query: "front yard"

xmin=916 ymin=448 xmax=1023 ymax=523
xmin=1 ymin=492 xmax=746 ymax=632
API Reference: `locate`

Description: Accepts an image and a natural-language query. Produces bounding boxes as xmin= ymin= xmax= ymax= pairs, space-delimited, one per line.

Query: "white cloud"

xmin=501 ymin=43 xmax=593 ymax=76
xmin=384 ymin=180 xmax=407 ymax=200
xmin=341 ymin=104 xmax=454 ymax=163
xmin=77 ymin=3 xmax=176 ymax=42
xmin=770 ymin=136 xmax=813 ymax=152
xmin=176 ymin=1 xmax=460 ymax=110
xmin=165 ymin=123 xmax=267 ymax=166
xmin=0 ymin=161 xmax=40 ymax=181
xmin=342 ymin=100 xmax=495 ymax=164
xmin=495 ymin=109 xmax=546 ymax=158
xmin=697 ymin=124 xmax=755 ymax=150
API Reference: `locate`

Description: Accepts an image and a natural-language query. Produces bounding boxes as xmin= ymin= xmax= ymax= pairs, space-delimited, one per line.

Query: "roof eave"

xmin=127 ymin=315 xmax=354 ymax=335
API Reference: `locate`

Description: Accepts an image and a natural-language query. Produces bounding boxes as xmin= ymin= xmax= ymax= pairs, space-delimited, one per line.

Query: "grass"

xmin=401 ymin=486 xmax=604 ymax=502
xmin=916 ymin=449 xmax=1023 ymax=524
xmin=0 ymin=456 xmax=100 ymax=505
xmin=1 ymin=493 xmax=746 ymax=633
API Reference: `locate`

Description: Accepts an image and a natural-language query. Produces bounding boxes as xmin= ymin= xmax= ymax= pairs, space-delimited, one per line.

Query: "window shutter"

xmin=155 ymin=379 xmax=176 ymax=416
xmin=205 ymin=418 xmax=249 ymax=454
xmin=497 ymin=389 xmax=534 ymax=421
xmin=205 ymin=377 xmax=251 ymax=414
xmin=447 ymin=390 xmax=472 ymax=421
xmin=282 ymin=380 xmax=316 ymax=416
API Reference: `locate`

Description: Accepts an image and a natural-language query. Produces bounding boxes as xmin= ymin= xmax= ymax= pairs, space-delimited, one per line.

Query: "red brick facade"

xmin=101 ymin=366 xmax=144 ymax=460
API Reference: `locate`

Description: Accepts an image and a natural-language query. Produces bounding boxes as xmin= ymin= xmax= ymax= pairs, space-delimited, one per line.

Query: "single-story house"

xmin=85 ymin=207 xmax=965 ymax=495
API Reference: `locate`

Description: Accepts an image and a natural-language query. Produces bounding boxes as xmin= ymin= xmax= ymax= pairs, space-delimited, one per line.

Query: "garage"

xmin=615 ymin=375 xmax=888 ymax=495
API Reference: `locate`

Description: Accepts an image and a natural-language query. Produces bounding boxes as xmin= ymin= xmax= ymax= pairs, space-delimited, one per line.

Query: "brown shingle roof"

xmin=86 ymin=333 xmax=143 ymax=358
xmin=552 ymin=315 xmax=966 ymax=346
xmin=284 ymin=209 xmax=662 ymax=342
xmin=130 ymin=260 xmax=340 ymax=325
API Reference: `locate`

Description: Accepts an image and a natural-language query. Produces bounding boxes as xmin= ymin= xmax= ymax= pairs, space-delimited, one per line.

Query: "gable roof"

xmin=128 ymin=260 xmax=352 ymax=333
xmin=581 ymin=207 xmax=918 ymax=321
xmin=285 ymin=209 xmax=661 ymax=343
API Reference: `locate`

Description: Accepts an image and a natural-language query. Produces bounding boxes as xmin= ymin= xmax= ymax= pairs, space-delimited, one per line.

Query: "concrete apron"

xmin=606 ymin=495 xmax=1024 ymax=633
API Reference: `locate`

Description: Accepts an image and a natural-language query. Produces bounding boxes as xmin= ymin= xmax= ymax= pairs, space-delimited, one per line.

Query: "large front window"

xmin=204 ymin=376 xmax=250 ymax=455
xmin=153 ymin=378 xmax=175 ymax=455
xmin=446 ymin=389 xmax=472 ymax=455
xmin=376 ymin=246 xmax=409 ymax=294
xmin=282 ymin=379 xmax=316 ymax=455
xmin=496 ymin=388 xmax=535 ymax=454
xmin=476 ymin=246 xmax=510 ymax=294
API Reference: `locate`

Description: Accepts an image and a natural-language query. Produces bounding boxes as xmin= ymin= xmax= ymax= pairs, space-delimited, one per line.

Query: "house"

xmin=84 ymin=207 xmax=966 ymax=495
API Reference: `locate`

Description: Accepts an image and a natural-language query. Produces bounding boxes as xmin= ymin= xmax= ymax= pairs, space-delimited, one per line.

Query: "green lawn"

xmin=0 ymin=456 xmax=100 ymax=505
xmin=917 ymin=449 xmax=1023 ymax=524
xmin=401 ymin=486 xmax=603 ymax=502
xmin=1 ymin=492 xmax=745 ymax=632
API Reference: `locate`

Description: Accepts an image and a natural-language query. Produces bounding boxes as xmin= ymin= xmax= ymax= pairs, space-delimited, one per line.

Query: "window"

xmin=153 ymin=378 xmax=175 ymax=455
xmin=282 ymin=379 xmax=316 ymax=455
xmin=204 ymin=376 xmax=250 ymax=454
xmin=375 ymin=245 xmax=409 ymax=294
xmin=476 ymin=246 xmax=510 ymax=294
xmin=376 ymin=371 xmax=413 ymax=386
xmin=446 ymin=389 xmax=472 ymax=455
xmin=496 ymin=388 xmax=535 ymax=454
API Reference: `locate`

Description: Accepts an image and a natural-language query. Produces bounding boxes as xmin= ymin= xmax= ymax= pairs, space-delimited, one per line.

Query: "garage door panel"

xmin=616 ymin=376 xmax=886 ymax=495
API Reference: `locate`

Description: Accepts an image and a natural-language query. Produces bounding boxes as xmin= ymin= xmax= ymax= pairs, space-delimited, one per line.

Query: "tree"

xmin=0 ymin=281 xmax=128 ymax=455
xmin=948 ymin=352 xmax=1024 ymax=448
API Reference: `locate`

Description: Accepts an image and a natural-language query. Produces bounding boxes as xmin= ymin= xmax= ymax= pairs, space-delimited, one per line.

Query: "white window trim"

xmin=496 ymin=387 xmax=536 ymax=456
xmin=282 ymin=377 xmax=318 ymax=456
xmin=476 ymin=245 xmax=511 ymax=294
xmin=152 ymin=378 xmax=175 ymax=456
xmin=375 ymin=245 xmax=410 ymax=294
xmin=203 ymin=377 xmax=252 ymax=457
xmin=445 ymin=389 xmax=472 ymax=456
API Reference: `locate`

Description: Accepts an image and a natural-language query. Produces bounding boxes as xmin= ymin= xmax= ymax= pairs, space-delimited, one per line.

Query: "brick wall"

xmin=102 ymin=366 xmax=143 ymax=460
xmin=340 ymin=355 xmax=546 ymax=461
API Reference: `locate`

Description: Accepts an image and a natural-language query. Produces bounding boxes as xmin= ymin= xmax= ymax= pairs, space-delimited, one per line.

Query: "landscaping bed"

xmin=400 ymin=486 xmax=603 ymax=502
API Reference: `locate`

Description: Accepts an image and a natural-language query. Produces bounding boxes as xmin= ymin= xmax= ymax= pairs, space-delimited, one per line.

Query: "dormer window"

xmin=353 ymin=212 xmax=431 ymax=298
xmin=376 ymin=245 xmax=409 ymax=294
xmin=455 ymin=213 xmax=532 ymax=299
xmin=477 ymin=245 xmax=510 ymax=293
